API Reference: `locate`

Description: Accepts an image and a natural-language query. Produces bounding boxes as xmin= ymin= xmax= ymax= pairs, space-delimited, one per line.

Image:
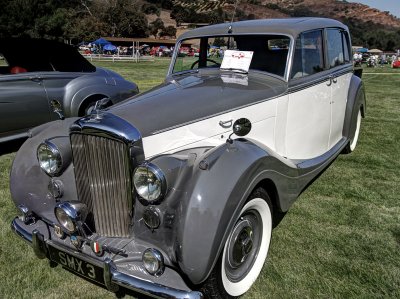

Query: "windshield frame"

xmin=168 ymin=33 xmax=294 ymax=81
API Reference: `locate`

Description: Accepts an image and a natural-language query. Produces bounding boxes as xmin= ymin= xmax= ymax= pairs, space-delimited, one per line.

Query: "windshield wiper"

xmin=220 ymin=68 xmax=248 ymax=74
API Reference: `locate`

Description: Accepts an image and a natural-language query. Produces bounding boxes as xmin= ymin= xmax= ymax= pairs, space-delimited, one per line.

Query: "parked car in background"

xmin=0 ymin=38 xmax=138 ymax=143
xmin=10 ymin=18 xmax=365 ymax=298
xmin=392 ymin=58 xmax=400 ymax=68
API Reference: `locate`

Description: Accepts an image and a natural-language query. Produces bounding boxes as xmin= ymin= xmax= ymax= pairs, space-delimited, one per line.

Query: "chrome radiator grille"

xmin=71 ymin=133 xmax=132 ymax=237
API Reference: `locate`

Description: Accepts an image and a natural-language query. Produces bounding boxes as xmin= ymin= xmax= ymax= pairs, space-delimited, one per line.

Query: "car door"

xmin=0 ymin=72 xmax=50 ymax=139
xmin=284 ymin=29 xmax=332 ymax=160
xmin=326 ymin=28 xmax=352 ymax=148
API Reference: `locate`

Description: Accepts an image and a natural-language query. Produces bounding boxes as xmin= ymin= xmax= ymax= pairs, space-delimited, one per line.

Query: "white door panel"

xmin=142 ymin=96 xmax=283 ymax=158
xmin=329 ymin=72 xmax=351 ymax=147
xmin=285 ymin=81 xmax=331 ymax=159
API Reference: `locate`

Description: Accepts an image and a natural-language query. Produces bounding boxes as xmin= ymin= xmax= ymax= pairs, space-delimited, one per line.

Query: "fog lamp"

xmin=54 ymin=201 xmax=88 ymax=233
xmin=142 ymin=248 xmax=164 ymax=276
xmin=143 ymin=207 xmax=161 ymax=229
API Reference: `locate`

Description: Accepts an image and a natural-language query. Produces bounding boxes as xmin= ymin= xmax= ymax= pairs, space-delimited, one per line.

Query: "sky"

xmin=347 ymin=0 xmax=400 ymax=18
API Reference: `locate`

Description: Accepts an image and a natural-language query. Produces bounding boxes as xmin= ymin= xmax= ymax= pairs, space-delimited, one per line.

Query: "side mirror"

xmin=227 ymin=118 xmax=252 ymax=143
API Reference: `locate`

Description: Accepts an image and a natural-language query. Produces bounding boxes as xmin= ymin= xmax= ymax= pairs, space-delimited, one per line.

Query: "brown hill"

xmin=154 ymin=0 xmax=400 ymax=29
xmin=261 ymin=0 xmax=400 ymax=28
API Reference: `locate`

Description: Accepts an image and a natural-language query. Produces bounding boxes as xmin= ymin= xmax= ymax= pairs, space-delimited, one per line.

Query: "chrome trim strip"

xmin=288 ymin=65 xmax=353 ymax=93
xmin=11 ymin=218 xmax=203 ymax=299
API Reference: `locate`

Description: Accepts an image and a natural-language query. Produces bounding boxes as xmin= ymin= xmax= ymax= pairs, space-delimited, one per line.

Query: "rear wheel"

xmin=201 ymin=188 xmax=273 ymax=298
xmin=343 ymin=108 xmax=362 ymax=154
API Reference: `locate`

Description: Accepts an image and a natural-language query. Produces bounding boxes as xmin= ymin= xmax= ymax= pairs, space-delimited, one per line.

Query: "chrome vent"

xmin=70 ymin=133 xmax=132 ymax=237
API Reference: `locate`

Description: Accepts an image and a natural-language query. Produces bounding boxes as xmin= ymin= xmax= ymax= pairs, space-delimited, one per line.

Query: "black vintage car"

xmin=0 ymin=38 xmax=138 ymax=143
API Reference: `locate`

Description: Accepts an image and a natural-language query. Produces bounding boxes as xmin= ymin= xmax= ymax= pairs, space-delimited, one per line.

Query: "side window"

xmin=327 ymin=28 xmax=348 ymax=68
xmin=342 ymin=31 xmax=351 ymax=63
xmin=291 ymin=30 xmax=324 ymax=79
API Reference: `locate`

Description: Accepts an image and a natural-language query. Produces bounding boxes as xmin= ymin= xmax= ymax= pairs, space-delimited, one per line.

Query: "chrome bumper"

xmin=11 ymin=218 xmax=203 ymax=299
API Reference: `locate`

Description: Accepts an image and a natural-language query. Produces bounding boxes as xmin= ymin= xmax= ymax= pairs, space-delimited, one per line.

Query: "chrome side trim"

xmin=11 ymin=218 xmax=203 ymax=299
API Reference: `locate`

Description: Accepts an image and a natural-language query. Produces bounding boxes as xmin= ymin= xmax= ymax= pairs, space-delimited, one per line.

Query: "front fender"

xmin=174 ymin=139 xmax=299 ymax=284
xmin=10 ymin=118 xmax=79 ymax=221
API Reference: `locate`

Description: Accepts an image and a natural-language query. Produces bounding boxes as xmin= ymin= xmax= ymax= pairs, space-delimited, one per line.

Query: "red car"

xmin=392 ymin=59 xmax=400 ymax=68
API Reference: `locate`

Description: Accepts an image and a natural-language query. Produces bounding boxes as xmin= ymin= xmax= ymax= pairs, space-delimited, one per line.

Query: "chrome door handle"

xmin=219 ymin=119 xmax=233 ymax=128
xmin=326 ymin=76 xmax=332 ymax=86
xmin=326 ymin=75 xmax=337 ymax=86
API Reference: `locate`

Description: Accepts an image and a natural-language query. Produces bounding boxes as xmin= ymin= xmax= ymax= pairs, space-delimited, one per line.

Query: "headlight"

xmin=133 ymin=163 xmax=166 ymax=204
xmin=37 ymin=141 xmax=62 ymax=176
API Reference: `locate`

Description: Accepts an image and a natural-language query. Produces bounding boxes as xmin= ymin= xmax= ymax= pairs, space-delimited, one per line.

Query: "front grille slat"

xmin=71 ymin=134 xmax=132 ymax=237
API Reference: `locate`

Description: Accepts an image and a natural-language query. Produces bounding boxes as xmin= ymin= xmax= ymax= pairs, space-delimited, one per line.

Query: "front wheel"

xmin=201 ymin=188 xmax=273 ymax=298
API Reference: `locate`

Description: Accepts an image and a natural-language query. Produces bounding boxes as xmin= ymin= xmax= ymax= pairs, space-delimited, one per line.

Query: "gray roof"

xmin=178 ymin=18 xmax=348 ymax=40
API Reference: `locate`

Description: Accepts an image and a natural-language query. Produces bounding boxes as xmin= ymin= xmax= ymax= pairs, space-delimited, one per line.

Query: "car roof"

xmin=0 ymin=38 xmax=95 ymax=72
xmin=178 ymin=18 xmax=348 ymax=40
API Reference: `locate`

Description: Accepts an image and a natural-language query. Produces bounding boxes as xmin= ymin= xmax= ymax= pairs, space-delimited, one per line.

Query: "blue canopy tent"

xmin=103 ymin=44 xmax=117 ymax=51
xmin=92 ymin=38 xmax=111 ymax=46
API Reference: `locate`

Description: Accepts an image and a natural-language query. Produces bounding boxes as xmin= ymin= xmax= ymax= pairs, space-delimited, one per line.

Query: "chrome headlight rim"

xmin=55 ymin=206 xmax=76 ymax=233
xmin=37 ymin=140 xmax=63 ymax=177
xmin=133 ymin=162 xmax=167 ymax=205
xmin=54 ymin=201 xmax=88 ymax=233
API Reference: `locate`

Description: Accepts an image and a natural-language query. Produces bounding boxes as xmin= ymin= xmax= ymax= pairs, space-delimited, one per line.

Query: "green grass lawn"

xmin=0 ymin=61 xmax=399 ymax=298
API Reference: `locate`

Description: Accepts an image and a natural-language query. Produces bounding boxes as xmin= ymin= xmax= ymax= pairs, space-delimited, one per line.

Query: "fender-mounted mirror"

xmin=227 ymin=118 xmax=252 ymax=143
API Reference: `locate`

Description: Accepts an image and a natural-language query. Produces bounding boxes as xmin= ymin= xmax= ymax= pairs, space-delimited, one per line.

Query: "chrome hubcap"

xmin=232 ymin=224 xmax=253 ymax=267
xmin=225 ymin=210 xmax=262 ymax=282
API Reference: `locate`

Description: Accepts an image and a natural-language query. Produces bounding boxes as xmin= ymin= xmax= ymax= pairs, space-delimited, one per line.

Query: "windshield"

xmin=172 ymin=35 xmax=290 ymax=77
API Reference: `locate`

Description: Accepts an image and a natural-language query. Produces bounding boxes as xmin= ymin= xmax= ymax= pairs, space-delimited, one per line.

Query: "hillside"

xmin=142 ymin=0 xmax=400 ymax=49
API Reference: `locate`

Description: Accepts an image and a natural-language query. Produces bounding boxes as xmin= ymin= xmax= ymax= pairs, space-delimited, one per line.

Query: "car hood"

xmin=110 ymin=71 xmax=287 ymax=138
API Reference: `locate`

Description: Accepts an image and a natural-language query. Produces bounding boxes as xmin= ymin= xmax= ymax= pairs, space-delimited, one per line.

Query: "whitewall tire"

xmin=349 ymin=109 xmax=362 ymax=152
xmin=201 ymin=188 xmax=273 ymax=298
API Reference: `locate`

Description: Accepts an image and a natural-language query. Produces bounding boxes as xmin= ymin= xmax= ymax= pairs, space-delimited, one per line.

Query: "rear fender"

xmin=343 ymin=74 xmax=366 ymax=140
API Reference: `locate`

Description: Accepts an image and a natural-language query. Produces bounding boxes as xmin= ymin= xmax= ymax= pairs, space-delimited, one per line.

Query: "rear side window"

xmin=291 ymin=30 xmax=324 ymax=79
xmin=326 ymin=28 xmax=351 ymax=68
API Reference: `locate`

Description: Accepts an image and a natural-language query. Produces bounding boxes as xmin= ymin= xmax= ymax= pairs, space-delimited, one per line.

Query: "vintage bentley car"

xmin=10 ymin=18 xmax=365 ymax=298
xmin=0 ymin=38 xmax=138 ymax=143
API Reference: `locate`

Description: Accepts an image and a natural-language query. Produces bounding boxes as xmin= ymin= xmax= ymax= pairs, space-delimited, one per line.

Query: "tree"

xmin=159 ymin=25 xmax=176 ymax=38
xmin=149 ymin=18 xmax=165 ymax=38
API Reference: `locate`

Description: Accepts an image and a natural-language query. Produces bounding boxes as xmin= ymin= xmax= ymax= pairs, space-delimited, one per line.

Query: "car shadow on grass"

xmin=0 ymin=138 xmax=26 ymax=156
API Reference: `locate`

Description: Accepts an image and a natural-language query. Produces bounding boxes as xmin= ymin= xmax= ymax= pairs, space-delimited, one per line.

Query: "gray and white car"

xmin=0 ymin=38 xmax=138 ymax=143
xmin=10 ymin=18 xmax=365 ymax=298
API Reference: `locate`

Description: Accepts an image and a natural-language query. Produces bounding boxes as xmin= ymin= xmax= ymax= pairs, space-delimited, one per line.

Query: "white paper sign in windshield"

xmin=220 ymin=50 xmax=254 ymax=73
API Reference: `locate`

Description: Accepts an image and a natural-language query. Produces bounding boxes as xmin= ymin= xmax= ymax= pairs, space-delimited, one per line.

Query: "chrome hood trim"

xmin=70 ymin=112 xmax=141 ymax=145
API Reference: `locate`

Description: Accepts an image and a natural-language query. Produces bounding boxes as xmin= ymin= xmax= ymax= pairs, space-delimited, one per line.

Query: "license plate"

xmin=48 ymin=245 xmax=104 ymax=285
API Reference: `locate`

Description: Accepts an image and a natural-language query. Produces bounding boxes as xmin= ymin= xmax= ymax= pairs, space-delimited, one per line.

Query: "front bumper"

xmin=11 ymin=218 xmax=203 ymax=299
